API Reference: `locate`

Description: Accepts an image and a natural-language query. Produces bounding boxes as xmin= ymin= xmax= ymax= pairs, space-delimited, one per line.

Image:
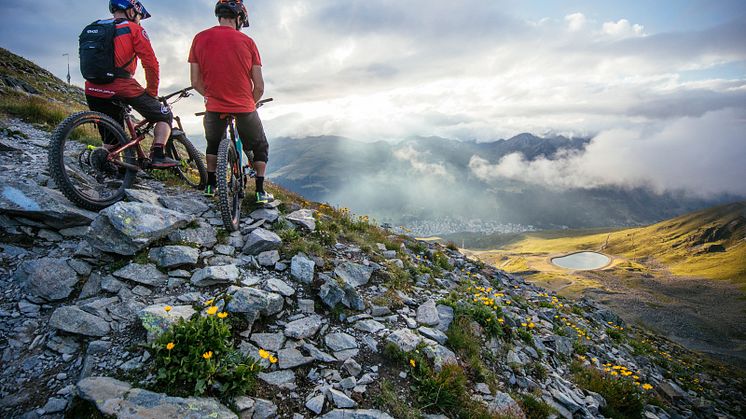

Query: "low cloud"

xmin=602 ymin=19 xmax=645 ymax=38
xmin=565 ymin=13 xmax=587 ymax=32
xmin=393 ymin=145 xmax=454 ymax=181
xmin=468 ymin=109 xmax=746 ymax=197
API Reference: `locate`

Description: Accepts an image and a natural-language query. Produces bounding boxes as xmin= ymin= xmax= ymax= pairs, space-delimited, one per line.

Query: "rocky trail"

xmin=1 ymin=117 xmax=744 ymax=418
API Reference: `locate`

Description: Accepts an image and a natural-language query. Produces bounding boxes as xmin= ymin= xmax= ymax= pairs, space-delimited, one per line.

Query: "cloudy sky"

xmin=2 ymin=0 xmax=745 ymax=195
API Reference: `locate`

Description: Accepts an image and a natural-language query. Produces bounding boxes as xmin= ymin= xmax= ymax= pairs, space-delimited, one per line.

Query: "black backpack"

xmin=79 ymin=19 xmax=135 ymax=84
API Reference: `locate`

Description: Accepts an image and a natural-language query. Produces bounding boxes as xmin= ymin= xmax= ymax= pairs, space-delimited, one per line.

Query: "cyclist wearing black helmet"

xmin=83 ymin=0 xmax=178 ymax=168
xmin=189 ymin=0 xmax=272 ymax=203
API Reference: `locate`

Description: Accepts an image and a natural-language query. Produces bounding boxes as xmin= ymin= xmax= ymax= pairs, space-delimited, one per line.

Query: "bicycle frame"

xmin=104 ymin=88 xmax=193 ymax=172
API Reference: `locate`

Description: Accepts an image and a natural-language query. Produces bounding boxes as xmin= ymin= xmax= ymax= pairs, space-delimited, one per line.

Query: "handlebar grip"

xmin=195 ymin=112 xmax=206 ymax=117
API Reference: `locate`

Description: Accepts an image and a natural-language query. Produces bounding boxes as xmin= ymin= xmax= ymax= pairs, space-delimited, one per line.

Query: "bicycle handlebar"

xmin=194 ymin=97 xmax=273 ymax=117
xmin=159 ymin=86 xmax=194 ymax=102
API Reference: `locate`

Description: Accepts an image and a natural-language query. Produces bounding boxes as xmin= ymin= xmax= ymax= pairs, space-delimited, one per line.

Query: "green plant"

xmin=376 ymin=379 xmax=422 ymax=419
xmin=149 ymin=301 xmax=261 ymax=401
xmin=571 ymin=362 xmax=644 ymax=419
xmin=516 ymin=393 xmax=555 ymax=419
xmin=383 ymin=343 xmax=499 ymax=418
xmin=432 ymin=251 xmax=453 ymax=271
xmin=573 ymin=339 xmax=588 ymax=356
xmin=527 ymin=363 xmax=548 ymax=381
xmin=447 ymin=316 xmax=499 ymax=388
xmin=607 ymin=328 xmax=624 ymax=343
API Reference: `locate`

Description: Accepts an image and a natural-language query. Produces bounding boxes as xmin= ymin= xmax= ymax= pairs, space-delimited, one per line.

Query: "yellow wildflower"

xmin=258 ymin=349 xmax=270 ymax=359
xmin=269 ymin=355 xmax=278 ymax=364
xmin=206 ymin=306 xmax=219 ymax=316
xmin=217 ymin=312 xmax=228 ymax=319
xmin=166 ymin=342 xmax=175 ymax=351
xmin=164 ymin=305 xmax=172 ymax=312
xmin=611 ymin=371 xmax=618 ymax=376
xmin=410 ymin=359 xmax=416 ymax=368
xmin=528 ymin=322 xmax=535 ymax=329
xmin=521 ymin=322 xmax=528 ymax=327
xmin=202 ymin=351 xmax=213 ymax=360
xmin=205 ymin=299 xmax=214 ymax=306
xmin=498 ymin=318 xmax=505 ymax=324
xmin=642 ymin=383 xmax=653 ymax=391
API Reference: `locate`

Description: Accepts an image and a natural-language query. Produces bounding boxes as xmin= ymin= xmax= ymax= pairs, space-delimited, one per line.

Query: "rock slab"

xmin=87 ymin=202 xmax=194 ymax=255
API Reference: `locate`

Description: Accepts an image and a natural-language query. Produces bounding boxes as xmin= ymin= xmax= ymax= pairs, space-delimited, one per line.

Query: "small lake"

xmin=551 ymin=252 xmax=610 ymax=270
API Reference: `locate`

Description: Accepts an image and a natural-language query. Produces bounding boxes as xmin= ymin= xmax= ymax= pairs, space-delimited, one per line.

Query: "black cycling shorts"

xmin=203 ymin=111 xmax=269 ymax=163
xmin=87 ymin=93 xmax=173 ymax=144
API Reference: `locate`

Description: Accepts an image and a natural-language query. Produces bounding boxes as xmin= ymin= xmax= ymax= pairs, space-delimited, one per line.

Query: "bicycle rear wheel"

xmin=216 ymin=138 xmax=241 ymax=231
xmin=165 ymin=133 xmax=207 ymax=188
xmin=48 ymin=111 xmax=136 ymax=211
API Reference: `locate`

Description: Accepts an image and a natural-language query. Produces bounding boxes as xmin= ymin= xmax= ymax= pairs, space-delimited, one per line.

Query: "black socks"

xmin=207 ymin=171 xmax=216 ymax=187
xmin=256 ymin=176 xmax=265 ymax=193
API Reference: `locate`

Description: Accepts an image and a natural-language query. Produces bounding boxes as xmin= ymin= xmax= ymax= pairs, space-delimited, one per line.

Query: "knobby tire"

xmin=47 ymin=111 xmax=136 ymax=211
xmin=216 ymin=138 xmax=241 ymax=231
xmin=166 ymin=134 xmax=207 ymax=188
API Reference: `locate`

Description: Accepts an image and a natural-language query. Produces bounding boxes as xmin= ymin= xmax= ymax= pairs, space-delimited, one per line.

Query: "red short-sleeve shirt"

xmin=189 ymin=26 xmax=262 ymax=113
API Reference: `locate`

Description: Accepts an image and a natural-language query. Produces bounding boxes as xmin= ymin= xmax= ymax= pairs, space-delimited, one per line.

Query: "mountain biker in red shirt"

xmin=188 ymin=0 xmax=273 ymax=204
xmin=85 ymin=0 xmax=177 ymax=168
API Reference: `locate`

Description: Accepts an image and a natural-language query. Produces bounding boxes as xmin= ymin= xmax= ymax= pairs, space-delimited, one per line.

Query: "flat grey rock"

xmin=125 ymin=189 xmax=163 ymax=207
xmin=306 ymin=394 xmax=325 ymax=415
xmin=227 ymin=287 xmax=284 ymax=323
xmin=191 ymin=264 xmax=240 ymax=287
xmin=0 ymin=179 xmax=97 ymax=229
xmin=325 ymin=333 xmax=358 ymax=352
xmin=139 ymin=304 xmax=196 ymax=342
xmin=291 ymin=253 xmax=315 ymax=283
xmin=354 ymin=319 xmax=386 ymax=334
xmin=49 ymin=306 xmax=110 ymax=337
xmin=258 ymin=370 xmax=296 ymax=388
xmin=256 ymin=250 xmax=281 ymax=267
xmin=148 ymin=245 xmax=199 ymax=268
xmin=386 ymin=328 xmax=422 ymax=353
xmin=265 ymin=277 xmax=295 ymax=297
xmin=242 ymin=228 xmax=282 ymax=255
xmin=327 ymin=388 xmax=357 ymax=408
xmin=15 ymin=257 xmax=79 ymax=302
xmin=320 ymin=410 xmax=394 ymax=419
xmin=335 ymin=262 xmax=376 ymax=288
xmin=249 ymin=208 xmax=280 ymax=223
xmin=158 ymin=196 xmax=209 ymax=215
xmin=286 ymin=209 xmax=316 ymax=231
xmin=416 ymin=299 xmax=440 ymax=326
xmin=77 ymin=376 xmax=236 ymax=418
xmin=250 ymin=332 xmax=286 ymax=352
xmin=112 ymin=263 xmax=168 ymax=287
xmin=418 ymin=327 xmax=448 ymax=344
xmin=278 ymin=347 xmax=313 ymax=369
xmin=87 ymin=201 xmax=194 ymax=255
xmin=284 ymin=315 xmax=323 ymax=339
xmin=168 ymin=221 xmax=218 ymax=248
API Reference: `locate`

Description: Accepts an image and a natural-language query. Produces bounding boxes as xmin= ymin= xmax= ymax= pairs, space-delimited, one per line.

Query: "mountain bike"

xmin=196 ymin=98 xmax=272 ymax=231
xmin=48 ymin=87 xmax=207 ymax=211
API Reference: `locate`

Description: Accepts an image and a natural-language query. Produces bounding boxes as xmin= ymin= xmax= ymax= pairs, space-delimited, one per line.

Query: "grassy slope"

xmin=0 ymin=47 xmax=86 ymax=129
xmin=473 ymin=201 xmax=746 ymax=287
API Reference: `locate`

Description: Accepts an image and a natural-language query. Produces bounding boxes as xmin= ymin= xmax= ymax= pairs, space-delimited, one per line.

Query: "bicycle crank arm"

xmin=111 ymin=160 xmax=141 ymax=172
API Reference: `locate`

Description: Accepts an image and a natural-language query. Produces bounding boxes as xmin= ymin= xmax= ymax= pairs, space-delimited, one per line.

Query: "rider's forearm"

xmin=190 ymin=63 xmax=206 ymax=96
xmin=253 ymin=86 xmax=264 ymax=102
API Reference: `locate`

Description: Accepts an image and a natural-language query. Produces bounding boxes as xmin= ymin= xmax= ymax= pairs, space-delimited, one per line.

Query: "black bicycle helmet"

xmin=109 ymin=0 xmax=151 ymax=19
xmin=215 ymin=0 xmax=250 ymax=28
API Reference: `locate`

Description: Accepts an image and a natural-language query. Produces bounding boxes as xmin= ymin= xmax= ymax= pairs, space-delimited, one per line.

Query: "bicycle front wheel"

xmin=47 ymin=111 xmax=136 ymax=211
xmin=216 ymin=138 xmax=241 ymax=231
xmin=166 ymin=133 xmax=207 ymax=188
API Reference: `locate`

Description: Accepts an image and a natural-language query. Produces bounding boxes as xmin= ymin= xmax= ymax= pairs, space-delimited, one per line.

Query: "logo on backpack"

xmin=79 ymin=20 xmax=134 ymax=84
